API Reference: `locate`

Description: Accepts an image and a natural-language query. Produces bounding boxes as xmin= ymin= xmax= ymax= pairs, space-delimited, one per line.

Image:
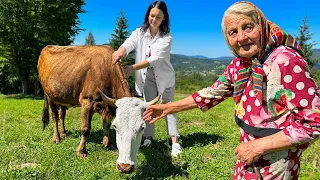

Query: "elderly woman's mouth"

xmin=240 ymin=44 xmax=252 ymax=50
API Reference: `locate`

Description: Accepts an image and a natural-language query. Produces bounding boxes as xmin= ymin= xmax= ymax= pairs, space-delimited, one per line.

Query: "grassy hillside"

xmin=0 ymin=94 xmax=319 ymax=179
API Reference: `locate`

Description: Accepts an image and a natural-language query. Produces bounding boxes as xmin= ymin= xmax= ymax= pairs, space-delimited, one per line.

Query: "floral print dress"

xmin=192 ymin=46 xmax=320 ymax=180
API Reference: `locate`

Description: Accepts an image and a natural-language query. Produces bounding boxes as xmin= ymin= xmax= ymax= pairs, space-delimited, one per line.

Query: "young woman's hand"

xmin=112 ymin=50 xmax=124 ymax=64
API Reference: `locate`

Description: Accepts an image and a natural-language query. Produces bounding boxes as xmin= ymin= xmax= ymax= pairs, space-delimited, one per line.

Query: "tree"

xmin=109 ymin=11 xmax=130 ymax=50
xmin=0 ymin=0 xmax=85 ymax=94
xmin=109 ymin=11 xmax=136 ymax=95
xmin=296 ymin=16 xmax=319 ymax=69
xmin=85 ymin=31 xmax=96 ymax=45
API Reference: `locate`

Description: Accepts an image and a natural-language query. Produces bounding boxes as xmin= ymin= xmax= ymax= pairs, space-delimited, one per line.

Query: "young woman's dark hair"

xmin=141 ymin=0 xmax=170 ymax=36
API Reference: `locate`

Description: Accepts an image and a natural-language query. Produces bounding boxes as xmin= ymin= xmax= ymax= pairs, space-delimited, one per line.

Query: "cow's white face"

xmin=113 ymin=97 xmax=148 ymax=173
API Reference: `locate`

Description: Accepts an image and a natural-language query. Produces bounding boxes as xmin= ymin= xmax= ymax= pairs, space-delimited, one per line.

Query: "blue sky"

xmin=74 ymin=0 xmax=320 ymax=58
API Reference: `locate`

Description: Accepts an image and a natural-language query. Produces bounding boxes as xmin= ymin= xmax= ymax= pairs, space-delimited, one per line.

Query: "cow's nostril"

xmin=117 ymin=163 xmax=135 ymax=174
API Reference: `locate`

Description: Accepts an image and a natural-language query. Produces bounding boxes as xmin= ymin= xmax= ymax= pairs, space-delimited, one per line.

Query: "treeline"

xmin=0 ymin=0 xmax=85 ymax=95
xmin=175 ymin=71 xmax=219 ymax=94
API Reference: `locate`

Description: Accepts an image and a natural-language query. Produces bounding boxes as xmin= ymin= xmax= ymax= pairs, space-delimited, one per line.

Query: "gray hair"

xmin=221 ymin=2 xmax=259 ymax=36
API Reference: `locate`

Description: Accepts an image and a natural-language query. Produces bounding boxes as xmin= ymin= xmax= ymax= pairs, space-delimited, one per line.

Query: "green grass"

xmin=0 ymin=94 xmax=319 ymax=179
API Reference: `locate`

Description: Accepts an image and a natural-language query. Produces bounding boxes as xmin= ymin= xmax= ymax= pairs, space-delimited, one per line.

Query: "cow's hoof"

xmin=52 ymin=138 xmax=60 ymax=144
xmin=77 ymin=150 xmax=87 ymax=159
xmin=108 ymin=144 xmax=117 ymax=150
xmin=60 ymin=133 xmax=67 ymax=138
xmin=102 ymin=137 xmax=109 ymax=147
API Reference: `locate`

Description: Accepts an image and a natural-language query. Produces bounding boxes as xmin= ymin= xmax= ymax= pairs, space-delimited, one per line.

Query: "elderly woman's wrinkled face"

xmin=224 ymin=13 xmax=260 ymax=58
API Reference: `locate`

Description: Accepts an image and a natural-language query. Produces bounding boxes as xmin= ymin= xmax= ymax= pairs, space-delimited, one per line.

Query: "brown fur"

xmin=38 ymin=45 xmax=131 ymax=158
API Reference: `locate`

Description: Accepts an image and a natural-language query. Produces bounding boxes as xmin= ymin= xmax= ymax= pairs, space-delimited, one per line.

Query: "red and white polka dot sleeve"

xmin=191 ymin=58 xmax=236 ymax=112
xmin=279 ymin=48 xmax=320 ymax=145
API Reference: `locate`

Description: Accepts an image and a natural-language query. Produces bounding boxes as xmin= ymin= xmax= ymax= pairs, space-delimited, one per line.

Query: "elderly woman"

xmin=143 ymin=1 xmax=320 ymax=179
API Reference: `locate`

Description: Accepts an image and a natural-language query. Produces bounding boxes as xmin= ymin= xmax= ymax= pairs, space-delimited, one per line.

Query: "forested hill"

xmin=312 ymin=49 xmax=320 ymax=69
xmin=171 ymin=48 xmax=320 ymax=72
xmin=170 ymin=54 xmax=233 ymax=74
xmin=312 ymin=49 xmax=320 ymax=57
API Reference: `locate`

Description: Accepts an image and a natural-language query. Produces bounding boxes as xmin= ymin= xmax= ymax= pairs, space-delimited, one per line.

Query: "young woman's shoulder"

xmin=161 ymin=33 xmax=172 ymax=40
xmin=132 ymin=27 xmax=143 ymax=35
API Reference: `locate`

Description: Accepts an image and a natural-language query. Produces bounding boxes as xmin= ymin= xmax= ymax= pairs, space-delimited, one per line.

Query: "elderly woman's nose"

xmin=238 ymin=31 xmax=247 ymax=41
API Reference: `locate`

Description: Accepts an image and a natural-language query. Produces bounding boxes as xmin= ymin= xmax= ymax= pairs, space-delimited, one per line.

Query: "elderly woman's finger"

xmin=143 ymin=111 xmax=153 ymax=121
xmin=149 ymin=116 xmax=164 ymax=124
xmin=143 ymin=107 xmax=153 ymax=116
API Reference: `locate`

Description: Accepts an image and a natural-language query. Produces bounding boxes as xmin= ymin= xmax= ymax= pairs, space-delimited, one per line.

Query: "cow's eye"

xmin=113 ymin=125 xmax=117 ymax=130
xmin=140 ymin=126 xmax=145 ymax=131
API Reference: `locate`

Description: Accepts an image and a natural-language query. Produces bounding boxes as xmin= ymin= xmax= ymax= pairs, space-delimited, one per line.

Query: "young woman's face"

xmin=148 ymin=7 xmax=165 ymax=30
xmin=224 ymin=14 xmax=261 ymax=58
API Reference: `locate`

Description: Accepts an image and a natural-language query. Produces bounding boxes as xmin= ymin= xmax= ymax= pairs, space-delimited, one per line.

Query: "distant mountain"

xmin=312 ymin=49 xmax=320 ymax=69
xmin=190 ymin=55 xmax=209 ymax=59
xmin=170 ymin=54 xmax=232 ymax=74
xmin=171 ymin=49 xmax=320 ymax=72
xmin=211 ymin=56 xmax=234 ymax=61
xmin=172 ymin=54 xmax=234 ymax=61
xmin=312 ymin=49 xmax=320 ymax=57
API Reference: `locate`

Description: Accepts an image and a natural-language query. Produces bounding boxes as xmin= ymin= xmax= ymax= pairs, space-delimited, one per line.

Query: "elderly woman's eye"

xmin=244 ymin=25 xmax=253 ymax=33
xmin=229 ymin=31 xmax=237 ymax=38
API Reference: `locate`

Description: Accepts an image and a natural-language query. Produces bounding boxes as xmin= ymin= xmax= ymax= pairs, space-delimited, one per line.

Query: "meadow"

xmin=0 ymin=94 xmax=319 ymax=179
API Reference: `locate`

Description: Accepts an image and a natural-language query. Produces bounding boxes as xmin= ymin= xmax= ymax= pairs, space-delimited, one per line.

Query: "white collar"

xmin=143 ymin=28 xmax=160 ymax=39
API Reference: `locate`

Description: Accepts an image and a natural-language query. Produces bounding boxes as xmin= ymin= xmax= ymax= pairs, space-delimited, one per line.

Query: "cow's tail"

xmin=42 ymin=93 xmax=50 ymax=129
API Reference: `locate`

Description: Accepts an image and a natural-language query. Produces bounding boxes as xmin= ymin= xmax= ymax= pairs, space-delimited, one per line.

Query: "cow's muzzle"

xmin=116 ymin=163 xmax=135 ymax=174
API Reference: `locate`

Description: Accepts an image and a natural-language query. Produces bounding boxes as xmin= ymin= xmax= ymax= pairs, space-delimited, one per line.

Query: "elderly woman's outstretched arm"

xmin=143 ymin=95 xmax=198 ymax=124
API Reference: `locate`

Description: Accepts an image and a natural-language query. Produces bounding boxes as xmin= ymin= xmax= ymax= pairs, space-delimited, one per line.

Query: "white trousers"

xmin=143 ymin=68 xmax=179 ymax=139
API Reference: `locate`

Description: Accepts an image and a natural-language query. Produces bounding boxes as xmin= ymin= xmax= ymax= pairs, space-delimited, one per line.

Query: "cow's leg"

xmin=49 ymin=103 xmax=60 ymax=143
xmin=59 ymin=106 xmax=67 ymax=138
xmin=102 ymin=117 xmax=111 ymax=147
xmin=102 ymin=114 xmax=116 ymax=149
xmin=77 ymin=99 xmax=93 ymax=158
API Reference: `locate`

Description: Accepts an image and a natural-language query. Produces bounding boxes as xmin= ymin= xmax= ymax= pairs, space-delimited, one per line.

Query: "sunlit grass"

xmin=0 ymin=94 xmax=319 ymax=179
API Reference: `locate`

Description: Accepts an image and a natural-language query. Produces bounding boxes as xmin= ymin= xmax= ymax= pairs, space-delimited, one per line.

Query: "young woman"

xmin=112 ymin=1 xmax=181 ymax=156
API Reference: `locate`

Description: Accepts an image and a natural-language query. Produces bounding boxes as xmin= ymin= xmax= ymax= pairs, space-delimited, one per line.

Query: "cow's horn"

xmin=147 ymin=93 xmax=162 ymax=105
xmin=97 ymin=88 xmax=117 ymax=107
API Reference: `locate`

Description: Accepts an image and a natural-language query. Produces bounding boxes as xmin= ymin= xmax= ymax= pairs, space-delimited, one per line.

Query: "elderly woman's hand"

xmin=143 ymin=104 xmax=169 ymax=124
xmin=234 ymin=139 xmax=265 ymax=165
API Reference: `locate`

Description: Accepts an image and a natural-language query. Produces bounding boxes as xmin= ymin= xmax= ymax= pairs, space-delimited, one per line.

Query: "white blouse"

xmin=121 ymin=28 xmax=175 ymax=96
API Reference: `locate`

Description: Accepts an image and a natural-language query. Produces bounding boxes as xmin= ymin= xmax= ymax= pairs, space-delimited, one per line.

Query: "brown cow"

xmin=38 ymin=45 xmax=131 ymax=158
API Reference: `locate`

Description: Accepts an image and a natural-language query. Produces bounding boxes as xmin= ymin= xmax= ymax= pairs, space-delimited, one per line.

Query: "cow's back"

xmin=38 ymin=45 xmax=129 ymax=106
